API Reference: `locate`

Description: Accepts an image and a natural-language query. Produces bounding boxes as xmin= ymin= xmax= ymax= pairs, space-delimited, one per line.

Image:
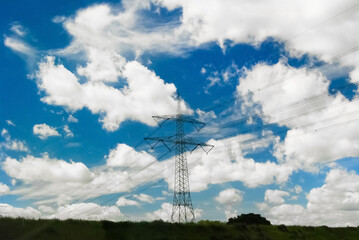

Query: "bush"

xmin=277 ymin=224 xmax=287 ymax=232
xmin=227 ymin=213 xmax=271 ymax=225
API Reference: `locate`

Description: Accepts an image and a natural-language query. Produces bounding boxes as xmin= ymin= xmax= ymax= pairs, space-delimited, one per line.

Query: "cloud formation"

xmin=0 ymin=183 xmax=10 ymax=196
xmin=116 ymin=197 xmax=140 ymax=207
xmin=1 ymin=128 xmax=29 ymax=152
xmin=259 ymin=168 xmax=359 ymax=227
xmin=237 ymin=61 xmax=359 ymax=171
xmin=2 ymin=154 xmax=93 ymax=184
xmin=215 ymin=188 xmax=243 ymax=219
xmin=33 ymin=123 xmax=60 ymax=140
xmin=36 ymin=57 xmax=189 ymax=131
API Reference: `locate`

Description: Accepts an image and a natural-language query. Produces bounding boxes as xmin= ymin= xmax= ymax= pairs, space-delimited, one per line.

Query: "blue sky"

xmin=1 ymin=0 xmax=359 ymax=226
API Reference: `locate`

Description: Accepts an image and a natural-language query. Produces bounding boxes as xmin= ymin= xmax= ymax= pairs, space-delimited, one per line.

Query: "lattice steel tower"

xmin=145 ymin=93 xmax=213 ymax=223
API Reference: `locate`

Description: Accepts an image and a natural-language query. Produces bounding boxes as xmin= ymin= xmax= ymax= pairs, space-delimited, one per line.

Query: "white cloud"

xmin=215 ymin=188 xmax=243 ymax=205
xmin=294 ymin=185 xmax=302 ymax=194
xmin=38 ymin=205 xmax=56 ymax=215
xmin=106 ymin=143 xmax=156 ymax=169
xmin=203 ymin=63 xmax=240 ymax=91
xmin=77 ymin=48 xmax=126 ymax=83
xmin=3 ymin=140 xmax=29 ymax=152
xmin=145 ymin=202 xmax=173 ymax=221
xmin=2 ymin=154 xmax=93 ymax=184
xmin=60 ymin=2 xmax=190 ymax=57
xmin=200 ymin=67 xmax=206 ymax=75
xmin=215 ymin=188 xmax=243 ymax=219
xmin=157 ymin=0 xmax=359 ymax=63
xmin=0 ymin=183 xmax=10 ymax=196
xmin=237 ymin=61 xmax=359 ymax=171
xmin=133 ymin=193 xmax=155 ymax=203
xmin=163 ymin=135 xmax=293 ymax=192
xmin=10 ymin=24 xmax=26 ymax=37
xmin=0 ymin=203 xmax=41 ymax=219
xmin=67 ymin=114 xmax=78 ymax=122
xmin=264 ymin=189 xmax=290 ymax=204
xmin=36 ymin=56 xmax=190 ymax=131
xmin=2 ymin=143 xmax=166 ymax=206
xmin=5 ymin=120 xmax=15 ymax=126
xmin=1 ymin=129 xmax=8 ymax=138
xmin=48 ymin=203 xmax=123 ymax=221
xmin=1 ymin=128 xmax=29 ymax=152
xmin=63 ymin=125 xmax=74 ymax=138
xmin=116 ymin=197 xmax=140 ymax=207
xmin=4 ymin=37 xmax=33 ymax=55
xmin=195 ymin=109 xmax=217 ymax=123
xmin=0 ymin=201 xmax=122 ymax=221
xmin=52 ymin=16 xmax=66 ymax=23
xmin=33 ymin=123 xmax=60 ymax=139
xmin=259 ymin=168 xmax=359 ymax=227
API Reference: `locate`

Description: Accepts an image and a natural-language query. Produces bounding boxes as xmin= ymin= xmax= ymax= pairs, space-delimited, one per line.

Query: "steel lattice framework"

xmin=145 ymin=93 xmax=213 ymax=223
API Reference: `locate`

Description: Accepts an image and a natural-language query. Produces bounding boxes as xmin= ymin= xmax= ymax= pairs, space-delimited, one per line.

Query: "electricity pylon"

xmin=145 ymin=93 xmax=213 ymax=223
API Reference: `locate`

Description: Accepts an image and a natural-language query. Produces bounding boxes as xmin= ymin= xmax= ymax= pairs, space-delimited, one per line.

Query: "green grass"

xmin=1 ymin=217 xmax=358 ymax=240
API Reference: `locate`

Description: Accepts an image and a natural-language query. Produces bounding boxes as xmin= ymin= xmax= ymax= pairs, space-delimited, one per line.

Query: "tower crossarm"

xmin=145 ymin=136 xmax=214 ymax=154
xmin=144 ymin=136 xmax=176 ymax=151
xmin=153 ymin=115 xmax=205 ymax=131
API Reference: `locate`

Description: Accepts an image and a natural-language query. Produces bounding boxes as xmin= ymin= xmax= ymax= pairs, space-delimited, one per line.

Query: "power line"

xmin=284 ymin=2 xmax=359 ymax=43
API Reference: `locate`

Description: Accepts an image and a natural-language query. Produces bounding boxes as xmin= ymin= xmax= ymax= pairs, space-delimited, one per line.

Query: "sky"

xmin=1 ymin=0 xmax=359 ymax=227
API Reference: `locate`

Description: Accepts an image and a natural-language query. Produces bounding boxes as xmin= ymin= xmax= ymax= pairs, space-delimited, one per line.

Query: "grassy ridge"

xmin=1 ymin=218 xmax=359 ymax=240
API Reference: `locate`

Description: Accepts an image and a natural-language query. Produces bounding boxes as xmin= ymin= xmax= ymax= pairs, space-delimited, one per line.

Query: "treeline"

xmin=0 ymin=214 xmax=359 ymax=240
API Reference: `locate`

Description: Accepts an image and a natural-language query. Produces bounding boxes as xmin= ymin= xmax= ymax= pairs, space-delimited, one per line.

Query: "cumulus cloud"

xmin=36 ymin=56 xmax=189 ymax=131
xmin=67 ymin=114 xmax=78 ymax=123
xmin=215 ymin=188 xmax=243 ymax=205
xmin=237 ymin=61 xmax=359 ymax=171
xmin=2 ymin=154 xmax=93 ymax=183
xmin=2 ymin=143 xmax=166 ymax=206
xmin=215 ymin=188 xmax=243 ymax=219
xmin=33 ymin=123 xmax=60 ymax=139
xmin=63 ymin=125 xmax=74 ymax=138
xmin=0 ymin=203 xmax=41 ymax=219
xmin=0 ymin=201 xmax=122 ymax=221
xmin=1 ymin=128 xmax=29 ymax=152
xmin=0 ymin=183 xmax=10 ymax=196
xmin=157 ymin=0 xmax=359 ymax=63
xmin=116 ymin=197 xmax=140 ymax=207
xmin=264 ymin=189 xmax=290 ymax=204
xmin=48 ymin=203 xmax=123 ymax=221
xmin=38 ymin=205 xmax=56 ymax=215
xmin=259 ymin=168 xmax=359 ymax=227
xmin=163 ymin=135 xmax=293 ymax=192
xmin=106 ymin=143 xmax=156 ymax=169
xmin=133 ymin=193 xmax=155 ymax=203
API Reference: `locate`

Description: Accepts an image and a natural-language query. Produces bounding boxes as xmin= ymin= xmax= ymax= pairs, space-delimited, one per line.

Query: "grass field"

xmin=1 ymin=217 xmax=359 ymax=240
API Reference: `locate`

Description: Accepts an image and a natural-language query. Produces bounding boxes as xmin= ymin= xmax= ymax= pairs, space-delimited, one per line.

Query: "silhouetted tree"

xmin=227 ymin=213 xmax=271 ymax=225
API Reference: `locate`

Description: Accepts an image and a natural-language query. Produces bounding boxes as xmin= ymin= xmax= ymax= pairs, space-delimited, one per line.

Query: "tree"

xmin=227 ymin=213 xmax=271 ymax=225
